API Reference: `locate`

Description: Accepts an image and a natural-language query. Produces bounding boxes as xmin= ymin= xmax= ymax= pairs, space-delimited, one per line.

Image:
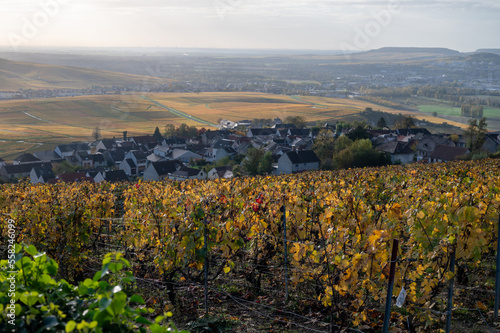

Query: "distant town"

xmin=1 ymin=116 xmax=499 ymax=184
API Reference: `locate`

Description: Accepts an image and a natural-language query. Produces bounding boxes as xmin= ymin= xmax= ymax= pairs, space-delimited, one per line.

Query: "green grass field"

xmin=418 ymin=104 xmax=500 ymax=118
xmin=418 ymin=104 xmax=462 ymax=116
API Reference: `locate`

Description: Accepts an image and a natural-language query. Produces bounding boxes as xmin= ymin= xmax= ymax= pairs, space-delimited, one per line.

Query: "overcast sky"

xmin=1 ymin=0 xmax=499 ymax=52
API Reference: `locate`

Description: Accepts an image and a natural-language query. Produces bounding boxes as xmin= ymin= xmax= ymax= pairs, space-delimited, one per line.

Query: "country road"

xmin=140 ymin=95 xmax=219 ymax=127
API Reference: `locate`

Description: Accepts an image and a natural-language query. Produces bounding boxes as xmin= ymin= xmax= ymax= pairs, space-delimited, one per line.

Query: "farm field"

xmin=1 ymin=159 xmax=499 ymax=332
xmin=0 ymin=92 xmax=469 ymax=160
xmin=0 ymin=58 xmax=168 ymax=90
xmin=417 ymin=104 xmax=500 ymax=132
xmin=418 ymin=104 xmax=500 ymax=119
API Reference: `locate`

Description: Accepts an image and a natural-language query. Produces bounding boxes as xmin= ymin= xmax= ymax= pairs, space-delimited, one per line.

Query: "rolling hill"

xmin=0 ymin=92 xmax=468 ymax=160
xmin=0 ymin=58 xmax=169 ymax=90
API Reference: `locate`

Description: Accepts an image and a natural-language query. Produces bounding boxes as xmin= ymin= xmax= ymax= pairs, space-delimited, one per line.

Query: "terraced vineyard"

xmin=1 ymin=159 xmax=499 ymax=331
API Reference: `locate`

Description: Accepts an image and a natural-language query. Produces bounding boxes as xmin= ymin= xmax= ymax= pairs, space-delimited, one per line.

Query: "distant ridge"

xmin=365 ymin=47 xmax=461 ymax=56
xmin=467 ymin=52 xmax=500 ymax=64
xmin=340 ymin=47 xmax=462 ymax=63
xmin=476 ymin=49 xmax=500 ymax=55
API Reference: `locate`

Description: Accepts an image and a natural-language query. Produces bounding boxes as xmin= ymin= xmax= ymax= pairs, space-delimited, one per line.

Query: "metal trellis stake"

xmin=445 ymin=249 xmax=456 ymax=333
xmin=495 ymin=215 xmax=500 ymax=320
xmin=204 ymin=217 xmax=208 ymax=317
xmin=283 ymin=205 xmax=289 ymax=301
xmin=382 ymin=238 xmax=399 ymax=333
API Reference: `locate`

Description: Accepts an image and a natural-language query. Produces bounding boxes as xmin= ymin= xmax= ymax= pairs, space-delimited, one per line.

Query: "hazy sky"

xmin=1 ymin=0 xmax=499 ymax=52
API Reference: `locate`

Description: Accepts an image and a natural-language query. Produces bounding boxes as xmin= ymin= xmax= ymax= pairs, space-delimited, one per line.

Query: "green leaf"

xmin=99 ymin=281 xmax=110 ymax=291
xmin=150 ymin=323 xmax=163 ymax=333
xmin=93 ymin=271 xmax=102 ymax=281
xmin=42 ymin=315 xmax=59 ymax=329
xmin=20 ymin=291 xmax=40 ymax=307
xmin=122 ymin=277 xmax=133 ymax=284
xmin=78 ymin=285 xmax=89 ymax=296
xmin=100 ymin=263 xmax=110 ymax=277
xmin=108 ymin=291 xmax=127 ymax=316
xmin=102 ymin=256 xmax=112 ymax=265
xmin=65 ymin=320 xmax=77 ymax=333
xmin=42 ymin=274 xmax=54 ymax=284
xmin=129 ymin=294 xmax=145 ymax=304
xmin=99 ymin=298 xmax=112 ymax=311
xmin=46 ymin=259 xmax=58 ymax=275
xmin=83 ymin=279 xmax=95 ymax=287
xmin=136 ymin=316 xmax=152 ymax=325
xmin=25 ymin=245 xmax=37 ymax=256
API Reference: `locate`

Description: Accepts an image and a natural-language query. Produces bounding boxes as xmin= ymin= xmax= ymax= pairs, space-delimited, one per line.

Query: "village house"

xmin=246 ymin=128 xmax=276 ymax=138
xmin=33 ymin=150 xmax=65 ymax=164
xmin=91 ymin=170 xmax=129 ymax=183
xmin=123 ymin=150 xmax=148 ymax=173
xmin=168 ymin=166 xmax=207 ymax=181
xmin=167 ymin=149 xmax=203 ymax=163
xmin=415 ymin=135 xmax=455 ymax=162
xmin=30 ymin=165 xmax=56 ymax=184
xmin=55 ymin=143 xmax=91 ymax=158
xmin=119 ymin=158 xmax=138 ymax=176
xmin=0 ymin=162 xmax=48 ymax=182
xmin=14 ymin=153 xmax=41 ymax=165
xmin=207 ymin=166 xmax=234 ymax=179
xmin=277 ymin=150 xmax=320 ymax=175
xmin=375 ymin=141 xmax=415 ymax=164
xmin=428 ymin=145 xmax=469 ymax=163
xmin=129 ymin=135 xmax=158 ymax=150
xmin=143 ymin=160 xmax=181 ymax=181
xmin=162 ymin=137 xmax=187 ymax=149
xmin=95 ymin=138 xmax=117 ymax=151
xmin=56 ymin=172 xmax=94 ymax=183
xmin=457 ymin=133 xmax=500 ymax=153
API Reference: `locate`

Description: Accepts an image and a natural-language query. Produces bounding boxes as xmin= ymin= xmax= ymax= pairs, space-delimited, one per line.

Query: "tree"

xmin=333 ymin=139 xmax=390 ymax=170
xmin=377 ymin=117 xmax=387 ymax=129
xmin=347 ymin=125 xmax=370 ymax=141
xmin=177 ymin=123 xmax=189 ymax=137
xmin=285 ymin=116 xmax=307 ymax=129
xmin=241 ymin=148 xmax=274 ymax=176
xmin=335 ymin=123 xmax=344 ymax=136
xmin=258 ymin=151 xmax=273 ymax=175
xmin=153 ymin=126 xmax=163 ymax=142
xmin=334 ymin=135 xmax=353 ymax=153
xmin=164 ymin=124 xmax=176 ymax=137
xmin=241 ymin=148 xmax=265 ymax=176
xmin=186 ymin=125 xmax=198 ymax=138
xmin=464 ymin=117 xmax=488 ymax=153
xmin=92 ymin=126 xmax=102 ymax=141
xmin=461 ymin=104 xmax=484 ymax=118
xmin=313 ymin=129 xmax=335 ymax=169
xmin=395 ymin=116 xmax=415 ymax=129
xmin=53 ymin=160 xmax=80 ymax=175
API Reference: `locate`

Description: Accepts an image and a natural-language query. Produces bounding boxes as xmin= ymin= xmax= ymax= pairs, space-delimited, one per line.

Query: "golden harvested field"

xmin=0 ymin=92 xmax=465 ymax=160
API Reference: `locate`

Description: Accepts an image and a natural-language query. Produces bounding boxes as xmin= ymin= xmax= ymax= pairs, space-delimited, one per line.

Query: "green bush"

xmin=0 ymin=244 xmax=188 ymax=333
